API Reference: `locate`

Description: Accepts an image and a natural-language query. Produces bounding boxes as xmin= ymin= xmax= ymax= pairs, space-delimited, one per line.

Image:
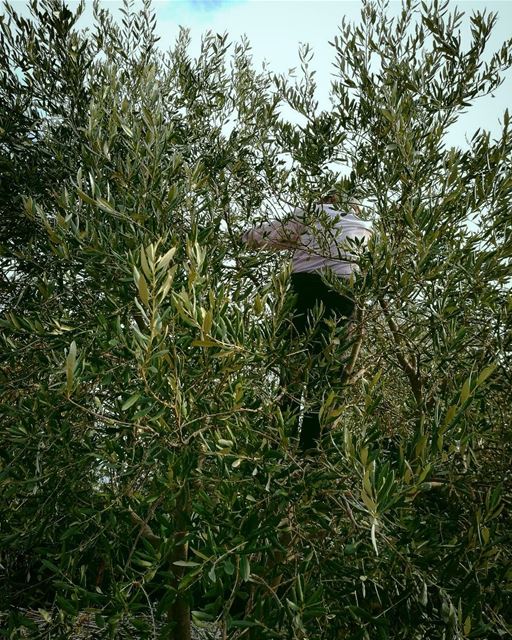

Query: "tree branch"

xmin=378 ymin=296 xmax=423 ymax=405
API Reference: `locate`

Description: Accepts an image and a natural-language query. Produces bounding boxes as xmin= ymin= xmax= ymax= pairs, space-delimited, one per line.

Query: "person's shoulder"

xmin=322 ymin=205 xmax=346 ymax=219
xmin=344 ymin=211 xmax=373 ymax=226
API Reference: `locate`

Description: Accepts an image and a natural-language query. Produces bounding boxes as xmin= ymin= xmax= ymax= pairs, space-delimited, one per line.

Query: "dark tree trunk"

xmin=167 ymin=488 xmax=191 ymax=640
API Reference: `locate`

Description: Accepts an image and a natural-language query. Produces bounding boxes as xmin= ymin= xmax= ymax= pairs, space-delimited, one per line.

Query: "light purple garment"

xmin=242 ymin=204 xmax=373 ymax=278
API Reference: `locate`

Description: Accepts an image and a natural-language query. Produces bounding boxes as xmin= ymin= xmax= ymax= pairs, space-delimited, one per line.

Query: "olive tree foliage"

xmin=1 ymin=0 xmax=511 ymax=638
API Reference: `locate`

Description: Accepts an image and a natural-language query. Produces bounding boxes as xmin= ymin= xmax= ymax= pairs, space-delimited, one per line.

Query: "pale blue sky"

xmin=5 ymin=0 xmax=512 ymax=146
xmin=153 ymin=0 xmax=512 ymax=147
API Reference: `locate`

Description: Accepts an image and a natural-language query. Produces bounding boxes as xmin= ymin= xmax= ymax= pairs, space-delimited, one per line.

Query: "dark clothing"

xmin=289 ymin=272 xmax=355 ymax=337
xmin=281 ymin=272 xmax=355 ymax=453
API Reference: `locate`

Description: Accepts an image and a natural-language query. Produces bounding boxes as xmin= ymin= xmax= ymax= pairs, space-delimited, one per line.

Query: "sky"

xmin=5 ymin=0 xmax=512 ymax=146
xmin=150 ymin=0 xmax=512 ymax=147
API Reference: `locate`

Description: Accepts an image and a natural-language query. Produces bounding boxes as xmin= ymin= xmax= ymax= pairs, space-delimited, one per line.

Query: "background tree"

xmin=1 ymin=0 xmax=511 ymax=638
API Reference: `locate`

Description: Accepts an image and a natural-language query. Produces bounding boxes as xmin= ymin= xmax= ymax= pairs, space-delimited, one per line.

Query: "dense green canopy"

xmin=1 ymin=0 xmax=511 ymax=638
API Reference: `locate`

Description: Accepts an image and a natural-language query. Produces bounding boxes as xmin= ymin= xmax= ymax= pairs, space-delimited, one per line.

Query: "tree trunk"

xmin=167 ymin=488 xmax=191 ymax=640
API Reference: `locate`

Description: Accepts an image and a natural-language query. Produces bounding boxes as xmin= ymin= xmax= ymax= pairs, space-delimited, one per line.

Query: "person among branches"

xmin=242 ymin=186 xmax=373 ymax=454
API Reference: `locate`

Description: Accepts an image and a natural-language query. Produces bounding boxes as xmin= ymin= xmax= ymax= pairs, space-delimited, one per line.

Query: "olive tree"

xmin=1 ymin=0 xmax=511 ymax=638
